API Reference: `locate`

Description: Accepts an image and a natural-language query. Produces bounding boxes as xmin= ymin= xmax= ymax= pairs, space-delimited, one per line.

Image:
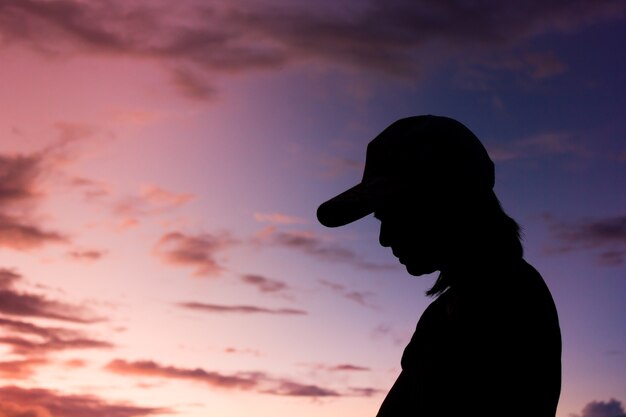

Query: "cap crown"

xmin=363 ymin=115 xmax=494 ymax=193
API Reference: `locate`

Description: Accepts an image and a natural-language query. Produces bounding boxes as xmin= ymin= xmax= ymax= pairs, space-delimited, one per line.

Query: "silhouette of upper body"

xmin=317 ymin=115 xmax=561 ymax=417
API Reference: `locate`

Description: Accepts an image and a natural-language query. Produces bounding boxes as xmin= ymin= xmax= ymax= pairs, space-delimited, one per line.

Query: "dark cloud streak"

xmin=544 ymin=215 xmax=626 ymax=265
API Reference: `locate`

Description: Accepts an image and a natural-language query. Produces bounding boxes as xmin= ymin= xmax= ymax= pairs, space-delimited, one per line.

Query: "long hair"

xmin=426 ymin=190 xmax=523 ymax=297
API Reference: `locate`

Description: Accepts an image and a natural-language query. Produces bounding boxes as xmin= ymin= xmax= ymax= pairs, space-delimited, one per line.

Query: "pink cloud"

xmin=253 ymin=212 xmax=307 ymax=225
xmin=106 ymin=359 xmax=260 ymax=390
xmin=0 ymin=358 xmax=48 ymax=379
xmin=153 ymin=231 xmax=237 ymax=277
xmin=261 ymin=380 xmax=339 ymax=397
xmin=0 ymin=214 xmax=67 ymax=250
xmin=177 ymin=301 xmax=306 ymax=316
xmin=0 ymin=147 xmax=86 ymax=251
xmin=303 ymin=362 xmax=371 ymax=372
xmin=329 ymin=364 xmax=370 ymax=372
xmin=68 ymin=176 xmax=111 ymax=201
xmin=0 ymin=385 xmax=167 ymax=417
xmin=0 ymin=401 xmax=52 ymax=417
xmin=0 ymin=268 xmax=102 ymax=323
xmin=105 ymin=358 xmax=369 ymax=398
xmin=0 ymin=316 xmax=111 ymax=377
xmin=0 ymin=335 xmax=113 ymax=356
xmin=113 ymin=185 xmax=194 ymax=223
xmin=66 ymin=249 xmax=107 ymax=262
xmin=240 ymin=274 xmax=289 ymax=294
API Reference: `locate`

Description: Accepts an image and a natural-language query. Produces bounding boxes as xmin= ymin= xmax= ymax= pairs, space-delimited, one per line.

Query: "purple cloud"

xmin=319 ymin=279 xmax=377 ymax=309
xmin=259 ymin=229 xmax=397 ymax=272
xmin=573 ymin=399 xmax=626 ymax=417
xmin=544 ymin=215 xmax=626 ymax=265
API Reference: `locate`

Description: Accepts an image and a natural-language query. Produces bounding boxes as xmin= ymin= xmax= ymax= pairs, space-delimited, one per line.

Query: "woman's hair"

xmin=426 ymin=190 xmax=523 ymax=297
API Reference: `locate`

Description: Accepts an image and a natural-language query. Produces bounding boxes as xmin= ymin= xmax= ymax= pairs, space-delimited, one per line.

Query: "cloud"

xmin=258 ymin=229 xmax=397 ymax=271
xmin=253 ymin=212 xmax=307 ymax=225
xmin=328 ymin=364 xmax=370 ymax=372
xmin=0 ymin=214 xmax=67 ymax=250
xmin=0 ymin=268 xmax=101 ymax=323
xmin=347 ymin=387 xmax=384 ymax=397
xmin=153 ymin=231 xmax=237 ymax=277
xmin=66 ymin=249 xmax=106 ymax=262
xmin=572 ymin=399 xmax=626 ymax=417
xmin=543 ymin=215 xmax=626 ymax=265
xmin=113 ymin=184 xmax=194 ymax=224
xmin=105 ymin=358 xmax=362 ymax=398
xmin=0 ymin=316 xmax=112 ymax=376
xmin=2 ymin=0 xmax=623 ymax=97
xmin=319 ymin=157 xmax=364 ymax=179
xmin=0 ymin=316 xmax=77 ymax=339
xmin=0 ymin=359 xmax=48 ymax=379
xmin=169 ymin=67 xmax=217 ymax=100
xmin=224 ymin=347 xmax=261 ymax=356
xmin=0 ymin=335 xmax=113 ymax=356
xmin=0 ymin=153 xmax=42 ymax=205
xmin=177 ymin=301 xmax=306 ymax=316
xmin=68 ymin=176 xmax=111 ymax=201
xmin=319 ymin=279 xmax=376 ymax=309
xmin=0 ymin=385 xmax=167 ymax=417
xmin=304 ymin=362 xmax=371 ymax=372
xmin=106 ymin=359 xmax=260 ymax=390
xmin=0 ymin=153 xmax=68 ymax=250
xmin=0 ymin=401 xmax=52 ymax=417
xmin=454 ymin=50 xmax=569 ymax=91
xmin=487 ymin=131 xmax=588 ymax=161
xmin=261 ymin=380 xmax=339 ymax=397
xmin=240 ymin=274 xmax=289 ymax=294
xmin=371 ymin=323 xmax=411 ymax=347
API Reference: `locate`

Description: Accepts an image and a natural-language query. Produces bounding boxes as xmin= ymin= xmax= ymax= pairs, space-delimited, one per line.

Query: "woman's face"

xmin=374 ymin=197 xmax=447 ymax=276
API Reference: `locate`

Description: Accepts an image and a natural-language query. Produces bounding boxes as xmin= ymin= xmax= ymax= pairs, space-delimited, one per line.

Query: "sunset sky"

xmin=0 ymin=1 xmax=624 ymax=416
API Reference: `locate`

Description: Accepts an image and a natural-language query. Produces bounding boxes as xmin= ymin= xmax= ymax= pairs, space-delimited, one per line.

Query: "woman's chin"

xmin=404 ymin=261 xmax=438 ymax=276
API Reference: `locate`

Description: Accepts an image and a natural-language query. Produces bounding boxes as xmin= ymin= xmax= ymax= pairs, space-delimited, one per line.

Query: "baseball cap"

xmin=316 ymin=115 xmax=495 ymax=228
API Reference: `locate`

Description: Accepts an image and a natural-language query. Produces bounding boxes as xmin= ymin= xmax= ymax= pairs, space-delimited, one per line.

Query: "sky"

xmin=0 ymin=0 xmax=624 ymax=416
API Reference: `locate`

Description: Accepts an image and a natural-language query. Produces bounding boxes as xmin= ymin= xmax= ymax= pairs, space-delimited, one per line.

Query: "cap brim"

xmin=316 ymin=178 xmax=397 ymax=227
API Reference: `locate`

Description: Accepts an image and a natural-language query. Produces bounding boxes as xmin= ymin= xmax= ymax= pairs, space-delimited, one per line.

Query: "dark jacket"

xmin=376 ymin=259 xmax=561 ymax=417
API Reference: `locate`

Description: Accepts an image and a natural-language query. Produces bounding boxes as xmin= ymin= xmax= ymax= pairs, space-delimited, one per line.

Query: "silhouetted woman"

xmin=317 ymin=115 xmax=561 ymax=417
